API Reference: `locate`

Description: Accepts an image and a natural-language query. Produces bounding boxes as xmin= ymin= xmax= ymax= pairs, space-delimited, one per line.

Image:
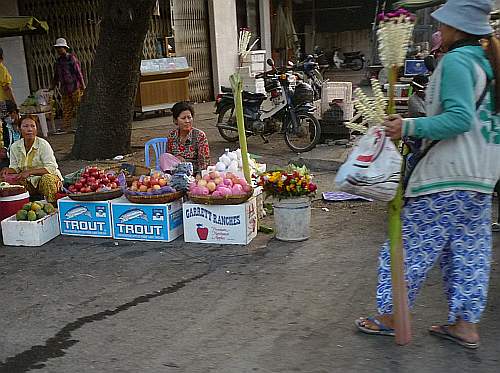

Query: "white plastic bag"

xmin=335 ymin=126 xmax=402 ymax=202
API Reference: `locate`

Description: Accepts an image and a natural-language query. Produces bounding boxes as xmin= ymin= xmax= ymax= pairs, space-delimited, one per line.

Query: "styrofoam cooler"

xmin=321 ymin=82 xmax=353 ymax=114
xmin=0 ymin=192 xmax=30 ymax=221
xmin=2 ymin=212 xmax=60 ymax=246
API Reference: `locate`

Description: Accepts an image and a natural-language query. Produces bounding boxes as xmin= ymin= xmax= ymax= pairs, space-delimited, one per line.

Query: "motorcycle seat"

xmin=242 ymin=91 xmax=266 ymax=100
xmin=343 ymin=51 xmax=361 ymax=57
xmin=221 ymin=86 xmax=232 ymax=93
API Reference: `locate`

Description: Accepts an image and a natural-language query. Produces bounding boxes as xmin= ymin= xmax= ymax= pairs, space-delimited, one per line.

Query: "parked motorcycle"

xmin=294 ymin=55 xmax=324 ymax=100
xmin=215 ymin=59 xmax=321 ymax=153
xmin=332 ymin=48 xmax=365 ymax=71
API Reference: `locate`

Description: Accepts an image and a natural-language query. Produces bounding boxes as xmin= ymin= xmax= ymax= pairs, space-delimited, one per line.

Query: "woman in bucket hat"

xmin=51 ymin=38 xmax=85 ymax=133
xmin=356 ymin=0 xmax=500 ymax=349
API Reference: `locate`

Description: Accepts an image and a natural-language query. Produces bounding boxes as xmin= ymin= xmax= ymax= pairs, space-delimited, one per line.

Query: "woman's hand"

xmin=384 ymin=115 xmax=404 ymax=140
xmin=18 ymin=170 xmax=31 ymax=180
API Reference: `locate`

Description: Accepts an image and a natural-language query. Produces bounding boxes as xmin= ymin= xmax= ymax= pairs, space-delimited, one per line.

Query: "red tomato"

xmin=79 ymin=177 xmax=87 ymax=185
xmin=110 ymin=182 xmax=117 ymax=189
xmin=108 ymin=175 xmax=116 ymax=182
xmin=88 ymin=176 xmax=96 ymax=183
xmin=74 ymin=182 xmax=82 ymax=190
xmin=91 ymin=171 xmax=99 ymax=178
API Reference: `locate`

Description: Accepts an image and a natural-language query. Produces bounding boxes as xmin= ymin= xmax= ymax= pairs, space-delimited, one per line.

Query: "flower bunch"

xmin=257 ymin=165 xmax=317 ymax=198
xmin=377 ymin=8 xmax=416 ymax=68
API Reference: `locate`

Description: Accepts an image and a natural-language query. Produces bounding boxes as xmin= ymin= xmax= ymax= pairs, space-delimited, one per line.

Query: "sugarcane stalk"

xmin=387 ymin=64 xmax=411 ymax=345
xmin=230 ymin=73 xmax=252 ymax=183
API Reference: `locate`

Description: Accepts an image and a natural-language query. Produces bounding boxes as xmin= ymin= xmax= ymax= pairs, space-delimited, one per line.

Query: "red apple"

xmin=110 ymin=182 xmax=117 ymax=189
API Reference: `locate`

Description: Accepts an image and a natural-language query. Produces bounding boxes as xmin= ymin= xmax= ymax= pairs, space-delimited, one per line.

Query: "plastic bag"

xmin=160 ymin=153 xmax=181 ymax=171
xmin=335 ymin=126 xmax=402 ymax=202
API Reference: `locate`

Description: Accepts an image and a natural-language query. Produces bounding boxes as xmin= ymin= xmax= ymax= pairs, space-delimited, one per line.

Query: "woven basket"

xmin=125 ymin=191 xmax=184 ymax=204
xmin=106 ymin=165 xmax=151 ymax=186
xmin=187 ymin=189 xmax=253 ymax=205
xmin=0 ymin=186 xmax=26 ymax=197
xmin=67 ymin=188 xmax=123 ymax=201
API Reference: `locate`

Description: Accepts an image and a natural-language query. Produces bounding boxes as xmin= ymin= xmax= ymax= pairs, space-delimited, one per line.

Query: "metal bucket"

xmin=273 ymin=197 xmax=311 ymax=241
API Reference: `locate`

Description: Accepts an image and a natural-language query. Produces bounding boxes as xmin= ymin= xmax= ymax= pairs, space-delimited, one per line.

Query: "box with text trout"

xmin=111 ymin=198 xmax=183 ymax=242
xmin=183 ymin=196 xmax=257 ymax=245
xmin=58 ymin=197 xmax=117 ymax=238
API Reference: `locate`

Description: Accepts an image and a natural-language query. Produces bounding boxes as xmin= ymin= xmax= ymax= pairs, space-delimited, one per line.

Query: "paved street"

xmin=1 ymin=102 xmax=500 ymax=372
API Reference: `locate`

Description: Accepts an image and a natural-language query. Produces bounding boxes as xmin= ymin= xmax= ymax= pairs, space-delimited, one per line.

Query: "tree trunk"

xmin=71 ymin=0 xmax=156 ymax=160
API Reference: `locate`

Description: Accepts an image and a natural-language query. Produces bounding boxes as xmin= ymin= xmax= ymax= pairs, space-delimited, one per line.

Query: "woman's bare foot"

xmin=430 ymin=319 xmax=479 ymax=343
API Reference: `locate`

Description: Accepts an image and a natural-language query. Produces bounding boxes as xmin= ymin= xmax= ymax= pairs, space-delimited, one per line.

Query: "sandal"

xmin=355 ymin=316 xmax=395 ymax=337
xmin=429 ymin=325 xmax=479 ymax=349
xmin=492 ymin=223 xmax=500 ymax=232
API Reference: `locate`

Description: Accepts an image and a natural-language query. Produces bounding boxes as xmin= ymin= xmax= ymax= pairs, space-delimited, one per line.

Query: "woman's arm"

xmin=72 ymin=55 xmax=86 ymax=89
xmin=403 ymin=52 xmax=477 ymax=140
xmin=38 ymin=140 xmax=60 ymax=177
xmin=197 ymin=131 xmax=211 ymax=172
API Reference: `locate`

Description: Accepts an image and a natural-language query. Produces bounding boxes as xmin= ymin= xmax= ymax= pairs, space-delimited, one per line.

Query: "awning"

xmin=393 ymin=0 xmax=446 ymax=10
xmin=0 ymin=16 xmax=49 ymax=37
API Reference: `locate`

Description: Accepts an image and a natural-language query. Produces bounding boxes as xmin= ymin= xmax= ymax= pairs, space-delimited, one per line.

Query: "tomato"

xmin=88 ymin=166 xmax=98 ymax=173
xmin=68 ymin=185 xmax=77 ymax=193
xmin=100 ymin=176 xmax=109 ymax=184
xmin=88 ymin=176 xmax=96 ymax=183
xmin=90 ymin=171 xmax=99 ymax=178
xmin=108 ymin=175 xmax=116 ymax=182
xmin=110 ymin=182 xmax=117 ymax=189
xmin=74 ymin=182 xmax=82 ymax=190
xmin=79 ymin=177 xmax=87 ymax=185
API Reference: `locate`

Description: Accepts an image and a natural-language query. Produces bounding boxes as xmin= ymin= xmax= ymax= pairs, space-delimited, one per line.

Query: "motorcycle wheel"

xmin=284 ymin=112 xmax=321 ymax=153
xmin=216 ymin=105 xmax=240 ymax=142
xmin=350 ymin=57 xmax=364 ymax=71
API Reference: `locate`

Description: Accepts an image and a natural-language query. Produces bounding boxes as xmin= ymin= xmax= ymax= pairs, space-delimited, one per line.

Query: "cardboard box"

xmin=183 ymin=196 xmax=257 ymax=245
xmin=1 ymin=212 xmax=60 ymax=246
xmin=58 ymin=197 xmax=116 ymax=237
xmin=111 ymin=198 xmax=183 ymax=242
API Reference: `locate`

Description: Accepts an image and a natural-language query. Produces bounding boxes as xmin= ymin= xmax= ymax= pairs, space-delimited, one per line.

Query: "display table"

xmin=135 ymin=57 xmax=193 ymax=114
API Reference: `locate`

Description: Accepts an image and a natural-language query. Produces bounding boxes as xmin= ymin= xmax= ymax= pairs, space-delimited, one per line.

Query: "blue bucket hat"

xmin=431 ymin=0 xmax=494 ymax=36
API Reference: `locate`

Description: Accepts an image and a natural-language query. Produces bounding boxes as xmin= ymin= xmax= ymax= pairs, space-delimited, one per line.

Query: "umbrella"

xmin=393 ymin=0 xmax=446 ymax=10
xmin=0 ymin=16 xmax=49 ymax=38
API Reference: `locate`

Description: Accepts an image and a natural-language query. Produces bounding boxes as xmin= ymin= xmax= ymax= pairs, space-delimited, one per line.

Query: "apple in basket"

xmin=67 ymin=166 xmax=120 ymax=194
xmin=189 ymin=172 xmax=251 ymax=197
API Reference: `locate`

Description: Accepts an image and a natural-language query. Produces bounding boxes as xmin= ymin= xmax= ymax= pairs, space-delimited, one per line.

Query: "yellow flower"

xmin=278 ymin=181 xmax=283 ymax=188
xmin=286 ymin=185 xmax=291 ymax=191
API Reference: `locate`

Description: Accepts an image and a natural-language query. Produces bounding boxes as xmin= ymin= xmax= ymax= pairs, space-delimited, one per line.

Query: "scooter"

xmin=332 ymin=48 xmax=365 ymax=71
xmin=294 ymin=55 xmax=324 ymax=100
xmin=214 ymin=59 xmax=321 ymax=153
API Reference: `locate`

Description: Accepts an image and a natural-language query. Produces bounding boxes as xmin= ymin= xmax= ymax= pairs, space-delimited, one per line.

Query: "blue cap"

xmin=431 ymin=0 xmax=494 ymax=36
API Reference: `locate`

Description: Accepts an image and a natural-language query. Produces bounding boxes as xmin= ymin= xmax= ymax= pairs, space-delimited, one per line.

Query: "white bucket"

xmin=273 ymin=197 xmax=311 ymax=241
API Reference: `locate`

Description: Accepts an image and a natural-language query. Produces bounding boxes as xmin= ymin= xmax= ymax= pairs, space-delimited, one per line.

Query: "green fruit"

xmin=23 ymin=203 xmax=32 ymax=211
xmin=36 ymin=210 xmax=47 ymax=219
xmin=27 ymin=211 xmax=37 ymax=221
xmin=16 ymin=210 xmax=28 ymax=221
xmin=43 ymin=204 xmax=55 ymax=214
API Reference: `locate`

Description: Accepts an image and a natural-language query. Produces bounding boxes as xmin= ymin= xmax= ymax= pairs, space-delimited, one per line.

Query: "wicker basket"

xmin=106 ymin=165 xmax=151 ymax=186
xmin=0 ymin=186 xmax=26 ymax=197
xmin=125 ymin=191 xmax=184 ymax=204
xmin=187 ymin=189 xmax=253 ymax=205
xmin=67 ymin=188 xmax=123 ymax=201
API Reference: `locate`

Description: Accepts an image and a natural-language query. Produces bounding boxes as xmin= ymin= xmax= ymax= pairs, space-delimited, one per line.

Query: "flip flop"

xmin=355 ymin=317 xmax=395 ymax=337
xmin=429 ymin=325 xmax=479 ymax=349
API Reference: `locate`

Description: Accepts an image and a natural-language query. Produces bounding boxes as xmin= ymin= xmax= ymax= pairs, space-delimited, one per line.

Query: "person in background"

xmin=0 ymin=115 xmax=62 ymax=203
xmin=166 ymin=101 xmax=210 ymax=174
xmin=0 ymin=47 xmax=17 ymax=115
xmin=0 ymin=101 xmax=21 ymax=168
xmin=356 ymin=0 xmax=500 ymax=349
xmin=51 ymin=38 xmax=85 ymax=133
xmin=408 ymin=74 xmax=429 ymax=118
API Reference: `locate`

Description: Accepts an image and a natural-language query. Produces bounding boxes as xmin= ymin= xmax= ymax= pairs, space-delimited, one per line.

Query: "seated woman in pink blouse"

xmin=166 ymin=101 xmax=210 ymax=174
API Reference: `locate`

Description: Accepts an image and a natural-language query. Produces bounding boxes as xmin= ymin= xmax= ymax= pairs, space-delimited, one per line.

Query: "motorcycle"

xmin=294 ymin=55 xmax=324 ymax=100
xmin=214 ymin=58 xmax=321 ymax=153
xmin=332 ymin=48 xmax=365 ymax=71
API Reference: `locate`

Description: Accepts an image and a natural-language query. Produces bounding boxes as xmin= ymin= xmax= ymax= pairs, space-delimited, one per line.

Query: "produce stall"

xmin=135 ymin=57 xmax=193 ymax=115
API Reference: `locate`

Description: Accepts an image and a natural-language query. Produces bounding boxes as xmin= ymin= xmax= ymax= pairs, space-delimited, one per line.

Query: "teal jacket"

xmin=402 ymin=45 xmax=500 ymax=197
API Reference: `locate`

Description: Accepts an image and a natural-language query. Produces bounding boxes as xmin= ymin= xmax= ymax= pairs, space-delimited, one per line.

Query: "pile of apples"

xmin=189 ymin=171 xmax=252 ymax=197
xmin=68 ymin=166 xmax=118 ymax=194
xmin=128 ymin=172 xmax=175 ymax=195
